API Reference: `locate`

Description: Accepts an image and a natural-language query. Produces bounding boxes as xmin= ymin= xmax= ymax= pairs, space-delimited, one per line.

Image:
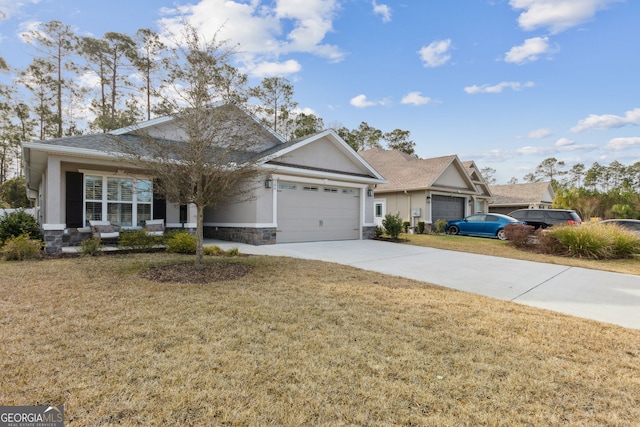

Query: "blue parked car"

xmin=446 ymin=213 xmax=523 ymax=240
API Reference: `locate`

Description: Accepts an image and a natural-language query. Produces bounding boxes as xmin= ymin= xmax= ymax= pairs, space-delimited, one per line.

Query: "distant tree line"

xmin=482 ymin=158 xmax=640 ymax=220
xmin=0 ymin=19 xmax=415 ymax=192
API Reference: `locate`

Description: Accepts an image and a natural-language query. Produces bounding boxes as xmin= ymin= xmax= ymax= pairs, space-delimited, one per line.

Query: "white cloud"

xmin=519 ymin=128 xmax=552 ymax=139
xmin=401 ymin=91 xmax=431 ymax=106
xmin=350 ymin=94 xmax=376 ymax=108
xmin=509 ymin=0 xmax=622 ymax=34
xmin=246 ymin=59 xmax=302 ymax=77
xmin=555 ymin=137 xmax=575 ymax=147
xmin=504 ymin=36 xmax=553 ymax=64
xmin=464 ymin=81 xmax=535 ymax=94
xmin=605 ymin=137 xmax=640 ymax=150
xmin=0 ymin=0 xmax=39 ymax=21
xmin=372 ymin=1 xmax=391 ymax=23
xmin=516 ymin=145 xmax=555 ymax=156
xmin=294 ymin=106 xmax=316 ymax=116
xmin=570 ymin=108 xmax=640 ymax=132
xmin=158 ymin=0 xmax=344 ymax=77
xmin=350 ymin=94 xmax=388 ymax=108
xmin=417 ymin=39 xmax=452 ymax=68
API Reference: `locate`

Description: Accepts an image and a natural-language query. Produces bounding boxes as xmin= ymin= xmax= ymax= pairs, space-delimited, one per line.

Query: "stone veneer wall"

xmin=362 ymin=225 xmax=376 ymax=240
xmin=204 ymin=226 xmax=276 ymax=245
xmin=43 ymin=230 xmax=65 ymax=253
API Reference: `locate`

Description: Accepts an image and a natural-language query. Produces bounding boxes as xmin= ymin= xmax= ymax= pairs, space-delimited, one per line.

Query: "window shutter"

xmin=66 ymin=171 xmax=84 ymax=228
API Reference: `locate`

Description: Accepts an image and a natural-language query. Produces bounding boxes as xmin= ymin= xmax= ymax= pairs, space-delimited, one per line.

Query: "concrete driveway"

xmin=209 ymin=239 xmax=640 ymax=330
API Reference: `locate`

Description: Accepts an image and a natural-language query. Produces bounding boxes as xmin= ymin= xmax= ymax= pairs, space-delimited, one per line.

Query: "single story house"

xmin=23 ymin=103 xmax=385 ymax=253
xmin=488 ymin=182 xmax=555 ymax=215
xmin=358 ymin=148 xmax=492 ymax=229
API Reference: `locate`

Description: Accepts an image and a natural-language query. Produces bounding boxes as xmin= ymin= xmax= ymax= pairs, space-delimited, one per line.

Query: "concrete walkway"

xmin=207 ymin=239 xmax=640 ymax=330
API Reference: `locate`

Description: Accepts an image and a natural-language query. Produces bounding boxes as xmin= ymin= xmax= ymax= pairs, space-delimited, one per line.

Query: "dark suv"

xmin=508 ymin=209 xmax=582 ymax=229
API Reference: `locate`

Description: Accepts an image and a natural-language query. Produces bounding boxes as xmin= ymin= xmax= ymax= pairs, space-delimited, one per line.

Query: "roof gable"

xmin=110 ymin=102 xmax=286 ymax=145
xmin=262 ymin=130 xmax=385 ymax=182
xmin=433 ymin=163 xmax=471 ymax=188
xmin=462 ymin=160 xmax=492 ymax=197
xmin=358 ymin=148 xmax=477 ymax=193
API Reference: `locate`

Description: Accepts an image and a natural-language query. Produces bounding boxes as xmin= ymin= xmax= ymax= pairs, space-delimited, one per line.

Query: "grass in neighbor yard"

xmin=404 ymin=233 xmax=640 ymax=276
xmin=1 ymin=254 xmax=640 ymax=426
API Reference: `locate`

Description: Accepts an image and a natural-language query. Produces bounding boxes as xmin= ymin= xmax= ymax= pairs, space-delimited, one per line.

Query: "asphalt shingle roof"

xmin=358 ymin=148 xmax=458 ymax=192
xmin=489 ymin=182 xmax=553 ymax=205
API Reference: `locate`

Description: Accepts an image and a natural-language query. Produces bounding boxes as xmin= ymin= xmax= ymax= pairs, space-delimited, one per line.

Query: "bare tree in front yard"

xmin=117 ymin=24 xmax=268 ymax=269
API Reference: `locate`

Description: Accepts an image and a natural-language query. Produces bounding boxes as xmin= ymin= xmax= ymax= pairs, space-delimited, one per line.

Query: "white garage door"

xmin=277 ymin=181 xmax=360 ymax=243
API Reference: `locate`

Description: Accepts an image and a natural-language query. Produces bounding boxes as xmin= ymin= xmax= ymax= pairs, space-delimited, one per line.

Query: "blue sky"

xmin=1 ymin=0 xmax=639 ymax=183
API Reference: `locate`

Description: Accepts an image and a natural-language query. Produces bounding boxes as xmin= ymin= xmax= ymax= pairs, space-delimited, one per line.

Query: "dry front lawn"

xmin=2 ymin=254 xmax=639 ymax=426
xmin=405 ymin=233 xmax=640 ymax=276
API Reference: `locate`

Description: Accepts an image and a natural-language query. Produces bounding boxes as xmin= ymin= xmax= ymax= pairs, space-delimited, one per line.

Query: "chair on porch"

xmin=144 ymin=219 xmax=165 ymax=236
xmin=88 ymin=220 xmax=121 ymax=242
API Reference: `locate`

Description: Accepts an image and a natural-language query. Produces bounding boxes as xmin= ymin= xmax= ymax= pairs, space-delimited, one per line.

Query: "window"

xmin=84 ymin=175 xmax=153 ymax=227
xmin=375 ymin=203 xmax=383 ymax=218
xmin=342 ymin=189 xmax=356 ymax=195
xmin=324 ymin=187 xmax=338 ymax=193
xmin=303 ymin=185 xmax=318 ymax=191
xmin=278 ymin=182 xmax=296 ymax=190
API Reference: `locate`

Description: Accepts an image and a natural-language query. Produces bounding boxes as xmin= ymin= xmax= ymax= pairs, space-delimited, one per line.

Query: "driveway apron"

xmin=208 ymin=239 xmax=640 ymax=330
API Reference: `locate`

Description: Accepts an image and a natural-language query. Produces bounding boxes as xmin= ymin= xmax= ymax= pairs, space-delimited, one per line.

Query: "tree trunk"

xmin=195 ymin=202 xmax=204 ymax=270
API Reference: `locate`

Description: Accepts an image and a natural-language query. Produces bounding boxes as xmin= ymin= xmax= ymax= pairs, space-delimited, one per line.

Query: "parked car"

xmin=507 ymin=209 xmax=582 ymax=229
xmin=446 ymin=213 xmax=523 ymax=240
xmin=600 ymin=219 xmax=640 ymax=234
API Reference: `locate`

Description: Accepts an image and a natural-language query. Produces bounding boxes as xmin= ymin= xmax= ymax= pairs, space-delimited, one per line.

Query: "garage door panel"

xmin=277 ymin=182 xmax=360 ymax=243
xmin=432 ymin=195 xmax=465 ymax=222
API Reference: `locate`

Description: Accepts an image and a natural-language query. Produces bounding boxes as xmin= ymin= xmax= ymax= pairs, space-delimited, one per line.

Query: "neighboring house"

xmin=488 ymin=182 xmax=555 ymax=215
xmin=358 ymin=148 xmax=492 ymax=229
xmin=23 ymin=103 xmax=385 ymax=253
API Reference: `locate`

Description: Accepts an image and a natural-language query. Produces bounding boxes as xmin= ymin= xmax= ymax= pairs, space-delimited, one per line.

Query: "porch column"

xmin=45 ymin=157 xmax=62 ymax=225
xmin=43 ymin=157 xmax=65 ymax=253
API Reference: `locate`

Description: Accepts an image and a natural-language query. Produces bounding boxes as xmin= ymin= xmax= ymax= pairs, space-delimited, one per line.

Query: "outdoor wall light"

xmin=367 ymin=188 xmax=374 ymax=197
xmin=264 ymin=177 xmax=273 ymax=188
xmin=426 ymin=195 xmax=431 ymax=203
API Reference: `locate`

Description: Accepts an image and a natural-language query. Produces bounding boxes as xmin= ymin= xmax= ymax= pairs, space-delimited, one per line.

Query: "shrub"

xmin=402 ymin=221 xmax=411 ymax=233
xmin=224 ymin=247 xmax=240 ymax=257
xmin=1 ymin=234 xmax=43 ymax=261
xmin=382 ymin=214 xmax=403 ymax=240
xmin=80 ymin=238 xmax=103 ymax=256
xmin=0 ymin=210 xmax=41 ymax=244
xmin=119 ymin=230 xmax=158 ymax=251
xmin=374 ymin=225 xmax=384 ymax=238
xmin=166 ymin=231 xmax=196 ymax=254
xmin=204 ymin=245 xmax=224 ymax=256
xmin=535 ymin=229 xmax=565 ymax=255
xmin=417 ymin=221 xmax=426 ymax=234
xmin=549 ymin=225 xmax=610 ymax=259
xmin=543 ymin=223 xmax=640 ymax=259
xmin=504 ymin=224 xmax=535 ymax=248
xmin=434 ymin=219 xmax=447 ymax=234
xmin=611 ymin=230 xmax=640 ymax=258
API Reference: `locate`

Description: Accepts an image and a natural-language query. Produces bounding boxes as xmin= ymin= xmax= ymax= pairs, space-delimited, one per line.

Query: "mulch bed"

xmin=141 ymin=262 xmax=253 ymax=284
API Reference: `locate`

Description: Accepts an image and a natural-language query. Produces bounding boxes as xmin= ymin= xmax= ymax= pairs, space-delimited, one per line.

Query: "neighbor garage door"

xmin=432 ymin=195 xmax=465 ymax=222
xmin=276 ymin=181 xmax=360 ymax=243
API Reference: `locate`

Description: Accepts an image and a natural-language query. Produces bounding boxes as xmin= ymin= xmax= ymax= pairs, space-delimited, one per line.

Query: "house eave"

xmin=263 ymin=163 xmax=386 ymax=185
xmin=23 ymin=141 xmax=120 ymax=160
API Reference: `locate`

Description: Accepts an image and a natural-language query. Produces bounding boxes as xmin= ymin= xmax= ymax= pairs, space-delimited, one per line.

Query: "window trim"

xmin=80 ymin=170 xmax=153 ymax=228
